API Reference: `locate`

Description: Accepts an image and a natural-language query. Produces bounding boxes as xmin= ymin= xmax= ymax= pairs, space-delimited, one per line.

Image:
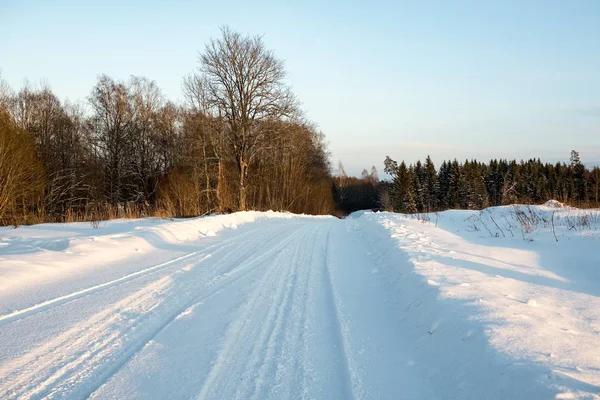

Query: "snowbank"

xmin=353 ymin=206 xmax=600 ymax=399
xmin=543 ymin=199 xmax=566 ymax=209
xmin=418 ymin=203 xmax=600 ymax=242
xmin=0 ymin=211 xmax=331 ymax=297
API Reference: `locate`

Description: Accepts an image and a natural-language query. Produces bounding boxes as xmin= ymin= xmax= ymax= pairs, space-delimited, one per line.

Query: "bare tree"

xmin=154 ymin=101 xmax=180 ymax=174
xmin=128 ymin=76 xmax=165 ymax=204
xmin=0 ymin=70 xmax=12 ymax=111
xmin=198 ymin=27 xmax=299 ymax=210
xmin=89 ymin=75 xmax=134 ymax=206
xmin=182 ymin=74 xmax=226 ymax=211
xmin=335 ymin=160 xmax=349 ymax=204
xmin=0 ymin=28 xmax=337 ymax=224
xmin=0 ymin=110 xmax=44 ymax=222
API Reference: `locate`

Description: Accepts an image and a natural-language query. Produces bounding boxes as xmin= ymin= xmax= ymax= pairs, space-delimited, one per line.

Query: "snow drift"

xmin=351 ymin=204 xmax=600 ymax=399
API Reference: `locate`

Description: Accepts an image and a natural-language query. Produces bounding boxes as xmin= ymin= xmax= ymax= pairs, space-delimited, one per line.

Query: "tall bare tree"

xmin=182 ymin=74 xmax=226 ymax=211
xmin=0 ymin=70 xmax=11 ymax=112
xmin=128 ymin=76 xmax=164 ymax=204
xmin=89 ymin=75 xmax=133 ymax=206
xmin=335 ymin=160 xmax=349 ymax=204
xmin=198 ymin=27 xmax=298 ymax=210
xmin=0 ymin=110 xmax=44 ymax=223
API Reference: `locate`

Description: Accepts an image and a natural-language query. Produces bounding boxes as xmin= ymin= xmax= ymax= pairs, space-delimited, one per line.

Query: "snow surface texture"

xmin=0 ymin=206 xmax=599 ymax=399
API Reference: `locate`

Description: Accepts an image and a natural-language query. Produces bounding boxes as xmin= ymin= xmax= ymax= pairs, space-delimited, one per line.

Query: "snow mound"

xmin=418 ymin=204 xmax=600 ymax=240
xmin=0 ymin=211 xmax=333 ymax=294
xmin=352 ymin=208 xmax=600 ymax=399
xmin=542 ymin=199 xmax=565 ymax=209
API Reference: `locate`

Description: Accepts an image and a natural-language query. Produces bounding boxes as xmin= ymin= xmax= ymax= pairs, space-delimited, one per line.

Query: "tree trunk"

xmin=216 ymin=158 xmax=223 ymax=212
xmin=595 ymin=170 xmax=599 ymax=207
xmin=239 ymin=160 xmax=248 ymax=211
xmin=202 ymin=137 xmax=211 ymax=209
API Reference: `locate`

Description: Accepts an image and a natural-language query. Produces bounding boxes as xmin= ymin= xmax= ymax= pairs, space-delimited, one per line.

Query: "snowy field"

xmin=0 ymin=204 xmax=599 ymax=399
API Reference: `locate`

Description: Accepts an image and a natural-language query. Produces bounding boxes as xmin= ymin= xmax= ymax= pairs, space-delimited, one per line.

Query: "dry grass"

xmin=1 ymin=204 xmax=180 ymax=228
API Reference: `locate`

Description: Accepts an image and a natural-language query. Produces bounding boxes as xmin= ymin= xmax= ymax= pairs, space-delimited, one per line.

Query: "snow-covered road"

xmin=1 ymin=208 xmax=599 ymax=399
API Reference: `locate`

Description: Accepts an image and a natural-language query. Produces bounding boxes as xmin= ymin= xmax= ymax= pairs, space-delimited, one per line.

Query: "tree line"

xmin=382 ymin=152 xmax=600 ymax=214
xmin=2 ymin=28 xmax=598 ymax=224
xmin=0 ymin=28 xmax=333 ymax=225
xmin=332 ymin=162 xmax=383 ymax=215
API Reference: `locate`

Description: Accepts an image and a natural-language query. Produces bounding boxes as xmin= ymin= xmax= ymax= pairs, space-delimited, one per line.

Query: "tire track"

xmin=248 ymin=226 xmax=307 ymax=399
xmin=196 ymin=222 xmax=341 ymax=400
xmin=322 ymin=226 xmax=358 ymax=400
xmin=0 ymin=252 xmax=204 ymax=328
xmin=197 ymin=224 xmax=317 ymax=400
xmin=85 ymin=224 xmax=309 ymax=400
xmin=295 ymin=224 xmax=331 ymax=400
xmin=0 ymin=221 xmax=272 ymax=328
xmin=0 ymin=222 xmax=308 ymax=400
xmin=255 ymin=222 xmax=325 ymax=400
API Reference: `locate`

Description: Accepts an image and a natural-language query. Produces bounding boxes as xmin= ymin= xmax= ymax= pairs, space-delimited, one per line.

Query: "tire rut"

xmin=0 ymin=222 xmax=308 ymax=400
xmin=0 ymin=222 xmax=271 ymax=328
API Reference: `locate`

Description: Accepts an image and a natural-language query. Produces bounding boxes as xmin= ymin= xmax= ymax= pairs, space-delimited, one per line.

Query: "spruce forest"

xmin=334 ymin=153 xmax=600 ymax=215
xmin=1 ymin=28 xmax=599 ymax=226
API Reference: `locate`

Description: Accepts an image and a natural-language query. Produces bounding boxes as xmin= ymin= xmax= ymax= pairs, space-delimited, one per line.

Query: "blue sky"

xmin=1 ymin=0 xmax=599 ymax=175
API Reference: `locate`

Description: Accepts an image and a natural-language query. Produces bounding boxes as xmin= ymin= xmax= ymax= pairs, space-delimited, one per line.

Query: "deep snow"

xmin=0 ymin=206 xmax=599 ymax=399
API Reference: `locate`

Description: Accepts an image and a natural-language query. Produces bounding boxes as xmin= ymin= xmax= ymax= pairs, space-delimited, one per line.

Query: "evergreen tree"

xmin=591 ymin=167 xmax=600 ymax=206
xmin=384 ymin=156 xmax=398 ymax=176
xmin=465 ymin=159 xmax=488 ymax=209
xmin=437 ymin=160 xmax=451 ymax=210
xmin=412 ymin=161 xmax=425 ymax=212
xmin=383 ymin=153 xmax=597 ymax=214
xmin=391 ymin=161 xmax=417 ymax=213
xmin=449 ymin=159 xmax=462 ymax=209
xmin=571 ymin=150 xmax=587 ymax=203
xmin=423 ymin=155 xmax=439 ymax=212
xmin=485 ymin=159 xmax=501 ymax=206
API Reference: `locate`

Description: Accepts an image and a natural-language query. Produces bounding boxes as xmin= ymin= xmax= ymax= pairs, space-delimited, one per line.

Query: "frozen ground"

xmin=0 ymin=205 xmax=599 ymax=399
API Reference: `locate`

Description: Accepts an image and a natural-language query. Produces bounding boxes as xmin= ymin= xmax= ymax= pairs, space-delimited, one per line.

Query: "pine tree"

xmin=449 ymin=159 xmax=462 ymax=209
xmin=412 ymin=161 xmax=425 ymax=212
xmin=591 ymin=167 xmax=600 ymax=206
xmin=423 ymin=155 xmax=439 ymax=212
xmin=485 ymin=159 xmax=502 ymax=206
xmin=465 ymin=160 xmax=487 ymax=209
xmin=571 ymin=150 xmax=587 ymax=203
xmin=391 ymin=161 xmax=416 ymax=213
xmin=437 ymin=160 xmax=451 ymax=210
xmin=384 ymin=153 xmax=598 ymax=212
